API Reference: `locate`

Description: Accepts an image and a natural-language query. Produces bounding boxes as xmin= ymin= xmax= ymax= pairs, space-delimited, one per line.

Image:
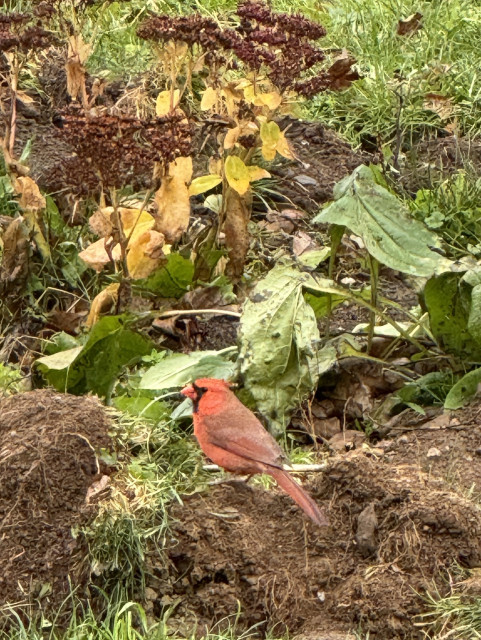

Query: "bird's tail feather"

xmin=269 ymin=467 xmax=328 ymax=526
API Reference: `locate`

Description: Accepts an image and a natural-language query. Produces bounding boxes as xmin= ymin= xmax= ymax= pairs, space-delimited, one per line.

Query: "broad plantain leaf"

xmin=444 ymin=367 xmax=481 ymax=410
xmin=36 ymin=315 xmax=152 ymax=397
xmin=139 ymin=348 xmax=238 ymax=390
xmin=313 ymin=165 xmax=452 ymax=277
xmin=239 ymin=263 xmax=336 ymax=436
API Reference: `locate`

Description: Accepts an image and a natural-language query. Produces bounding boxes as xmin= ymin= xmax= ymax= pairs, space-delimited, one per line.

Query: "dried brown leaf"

xmin=397 ymin=12 xmax=422 ymax=36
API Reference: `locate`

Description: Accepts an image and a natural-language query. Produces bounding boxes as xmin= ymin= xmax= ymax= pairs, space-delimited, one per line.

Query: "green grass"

xmin=311 ymin=0 xmax=481 ymax=148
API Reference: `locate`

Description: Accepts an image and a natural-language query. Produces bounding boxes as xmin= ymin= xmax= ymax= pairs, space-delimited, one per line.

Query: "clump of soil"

xmin=0 ymin=389 xmax=112 ymax=614
xmin=148 ymin=451 xmax=481 ymax=639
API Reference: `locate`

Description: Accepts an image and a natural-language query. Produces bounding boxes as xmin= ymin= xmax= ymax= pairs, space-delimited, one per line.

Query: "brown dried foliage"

xmin=138 ymin=1 xmax=358 ymax=97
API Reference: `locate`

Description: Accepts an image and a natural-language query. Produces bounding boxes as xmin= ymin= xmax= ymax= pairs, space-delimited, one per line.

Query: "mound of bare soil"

xmin=148 ymin=450 xmax=481 ymax=639
xmin=0 ymin=390 xmax=111 ymax=613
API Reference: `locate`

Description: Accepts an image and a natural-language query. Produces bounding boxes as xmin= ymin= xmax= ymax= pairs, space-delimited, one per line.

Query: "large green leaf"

xmin=444 ymin=367 xmax=481 ymax=410
xmin=139 ymin=348 xmax=238 ymax=390
xmin=424 ymin=272 xmax=481 ymax=361
xmin=136 ymin=253 xmax=194 ymax=297
xmin=313 ymin=165 xmax=452 ymax=277
xmin=36 ymin=315 xmax=153 ymax=397
xmin=239 ymin=263 xmax=337 ymax=436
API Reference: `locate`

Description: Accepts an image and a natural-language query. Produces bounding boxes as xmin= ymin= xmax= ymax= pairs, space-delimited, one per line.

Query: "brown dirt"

xmin=0 ymin=389 xmax=112 ymax=615
xmin=146 ymin=443 xmax=481 ymax=639
xmin=272 ymin=117 xmax=373 ymax=213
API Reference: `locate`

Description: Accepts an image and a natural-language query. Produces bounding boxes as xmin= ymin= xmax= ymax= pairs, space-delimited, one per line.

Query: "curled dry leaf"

xmin=85 ymin=283 xmax=120 ymax=328
xmin=154 ymin=156 xmax=193 ymax=243
xmin=127 ymin=229 xmax=166 ymax=279
xmin=80 ymin=207 xmax=161 ymax=273
xmin=326 ymin=52 xmax=360 ymax=91
xmin=14 ymin=176 xmax=46 ymax=212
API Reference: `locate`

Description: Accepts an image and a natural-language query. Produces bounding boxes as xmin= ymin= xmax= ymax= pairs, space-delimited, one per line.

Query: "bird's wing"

xmin=202 ymin=396 xmax=286 ymax=468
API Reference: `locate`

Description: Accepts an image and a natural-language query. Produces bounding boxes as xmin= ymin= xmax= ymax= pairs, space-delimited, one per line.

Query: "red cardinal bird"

xmin=181 ymin=377 xmax=328 ymax=526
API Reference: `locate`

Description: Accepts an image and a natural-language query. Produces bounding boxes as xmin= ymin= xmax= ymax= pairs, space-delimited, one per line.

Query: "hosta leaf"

xmin=313 ymin=165 xmax=452 ymax=277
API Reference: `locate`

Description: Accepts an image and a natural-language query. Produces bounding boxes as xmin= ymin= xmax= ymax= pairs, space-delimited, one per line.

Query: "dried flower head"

xmin=54 ymin=107 xmax=192 ymax=193
xmin=138 ymin=1 xmax=357 ymax=98
xmin=0 ymin=9 xmax=58 ymax=53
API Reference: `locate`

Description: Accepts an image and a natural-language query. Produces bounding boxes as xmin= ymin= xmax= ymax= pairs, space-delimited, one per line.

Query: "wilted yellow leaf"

xmin=156 ymin=89 xmax=181 ymax=116
xmin=154 ymin=156 xmax=193 ymax=242
xmin=86 ymin=283 xmax=120 ymax=328
xmin=209 ymin=157 xmax=223 ymax=175
xmin=247 ymin=166 xmax=271 ymax=182
xmin=66 ymin=34 xmax=90 ymax=103
xmin=80 ymin=208 xmax=157 ymax=271
xmin=189 ymin=174 xmax=222 ymax=196
xmin=14 ymin=176 xmax=46 ymax=212
xmin=225 ymin=156 xmax=250 ymax=196
xmin=201 ymin=86 xmax=218 ymax=111
xmin=127 ymin=230 xmax=166 ymax=279
xmin=259 ymin=91 xmax=282 ymax=110
xmin=260 ymin=121 xmax=280 ymax=161
xmin=224 ymin=126 xmax=241 ymax=150
xmin=243 ymin=84 xmax=265 ymax=107
xmin=276 ymin=130 xmax=295 ymax=160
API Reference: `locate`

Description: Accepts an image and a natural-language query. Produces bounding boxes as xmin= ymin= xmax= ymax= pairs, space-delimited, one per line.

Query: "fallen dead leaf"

xmin=127 ymin=229 xmax=166 ymax=279
xmin=397 ymin=12 xmax=422 ymax=36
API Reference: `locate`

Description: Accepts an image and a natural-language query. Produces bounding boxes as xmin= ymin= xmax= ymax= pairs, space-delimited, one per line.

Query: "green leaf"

xmin=239 ymin=263 xmax=336 ymax=436
xmin=137 ymin=253 xmax=194 ymax=298
xmin=424 ymin=272 xmax=481 ymax=360
xmin=113 ymin=394 xmax=169 ymax=421
xmin=139 ymin=348 xmax=238 ymax=390
xmin=36 ymin=315 xmax=153 ymax=398
xmin=444 ymin=367 xmax=481 ymax=410
xmin=313 ymin=165 xmax=452 ymax=277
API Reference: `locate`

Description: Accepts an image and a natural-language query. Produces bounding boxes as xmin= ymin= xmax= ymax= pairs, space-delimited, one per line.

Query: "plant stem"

xmin=367 ymin=254 xmax=379 ymax=353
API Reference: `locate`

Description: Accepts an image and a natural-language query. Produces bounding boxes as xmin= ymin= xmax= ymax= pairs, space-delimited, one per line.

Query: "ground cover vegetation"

xmin=1 ymin=0 xmax=481 ymax=638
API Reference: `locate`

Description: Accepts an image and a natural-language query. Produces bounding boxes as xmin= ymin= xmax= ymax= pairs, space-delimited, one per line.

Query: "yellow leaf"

xmin=243 ymin=84 xmax=265 ymax=106
xmin=260 ymin=121 xmax=281 ymax=146
xmin=276 ymin=130 xmax=295 ymax=160
xmin=156 ymin=89 xmax=180 ymax=116
xmin=154 ymin=156 xmax=193 ymax=242
xmin=189 ymin=175 xmax=222 ymax=196
xmin=225 ymin=156 xmax=250 ymax=196
xmin=80 ymin=208 xmax=157 ymax=271
xmin=222 ymin=87 xmax=242 ymax=118
xmin=86 ymin=283 xmax=120 ymax=328
xmin=247 ymin=166 xmax=271 ymax=182
xmin=127 ymin=230 xmax=166 ymax=279
xmin=259 ymin=91 xmax=282 ymax=110
xmin=201 ymin=86 xmax=218 ymax=111
xmin=260 ymin=120 xmax=280 ymax=161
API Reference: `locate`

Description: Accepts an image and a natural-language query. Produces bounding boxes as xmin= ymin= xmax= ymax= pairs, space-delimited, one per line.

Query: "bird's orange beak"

xmin=181 ymin=384 xmax=196 ymax=400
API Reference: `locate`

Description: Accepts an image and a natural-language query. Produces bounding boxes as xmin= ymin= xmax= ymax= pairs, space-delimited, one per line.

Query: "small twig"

xmin=154 ymin=308 xmax=242 ymax=320
xmin=203 ymin=463 xmax=327 ymax=472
